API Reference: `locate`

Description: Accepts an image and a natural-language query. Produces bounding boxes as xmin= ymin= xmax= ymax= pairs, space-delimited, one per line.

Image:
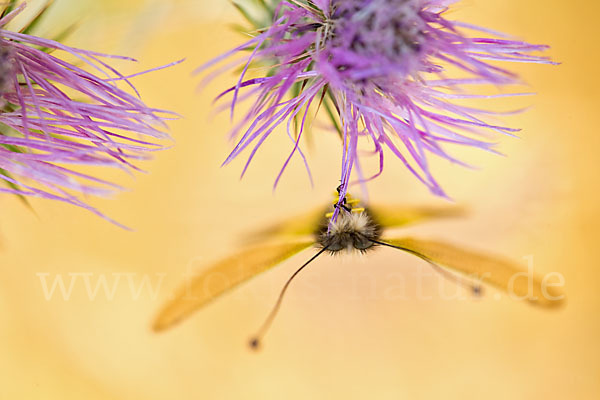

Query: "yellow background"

xmin=0 ymin=0 xmax=598 ymax=398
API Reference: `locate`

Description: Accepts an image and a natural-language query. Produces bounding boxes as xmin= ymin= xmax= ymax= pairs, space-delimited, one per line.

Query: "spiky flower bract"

xmin=199 ymin=0 xmax=554 ymax=221
xmin=0 ymin=2 xmax=179 ymax=227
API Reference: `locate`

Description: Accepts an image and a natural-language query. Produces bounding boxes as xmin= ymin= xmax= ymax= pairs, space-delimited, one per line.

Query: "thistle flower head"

xmin=324 ymin=0 xmax=427 ymax=83
xmin=201 ymin=0 xmax=554 ymax=220
xmin=0 ymin=2 xmax=179 ymax=227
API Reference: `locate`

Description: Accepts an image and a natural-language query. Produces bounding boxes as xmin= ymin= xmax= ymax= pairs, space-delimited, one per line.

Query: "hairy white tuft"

xmin=319 ymin=211 xmax=381 ymax=253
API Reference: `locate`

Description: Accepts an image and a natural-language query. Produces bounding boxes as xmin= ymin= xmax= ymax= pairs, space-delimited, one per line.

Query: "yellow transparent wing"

xmin=153 ymin=240 xmax=314 ymax=332
xmin=249 ymin=204 xmax=465 ymax=242
xmin=246 ymin=209 xmax=325 ymax=242
xmin=384 ymin=237 xmax=564 ymax=307
xmin=368 ymin=204 xmax=465 ymax=229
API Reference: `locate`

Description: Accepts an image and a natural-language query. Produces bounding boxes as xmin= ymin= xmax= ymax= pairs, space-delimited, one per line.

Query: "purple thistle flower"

xmin=0 ymin=3 xmax=180 ymax=227
xmin=199 ymin=0 xmax=554 ymax=220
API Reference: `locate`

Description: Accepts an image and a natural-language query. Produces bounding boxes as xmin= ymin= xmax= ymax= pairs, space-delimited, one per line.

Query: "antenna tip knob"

xmin=249 ymin=337 xmax=261 ymax=350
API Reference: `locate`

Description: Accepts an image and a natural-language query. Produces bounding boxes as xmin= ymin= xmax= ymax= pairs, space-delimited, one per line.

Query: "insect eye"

xmin=353 ymin=235 xmax=373 ymax=250
xmin=328 ymin=242 xmax=344 ymax=252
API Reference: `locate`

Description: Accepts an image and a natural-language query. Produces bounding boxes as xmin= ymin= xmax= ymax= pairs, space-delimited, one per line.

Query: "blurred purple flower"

xmin=199 ymin=0 xmax=554 ymax=217
xmin=0 ymin=3 xmax=179 ymax=227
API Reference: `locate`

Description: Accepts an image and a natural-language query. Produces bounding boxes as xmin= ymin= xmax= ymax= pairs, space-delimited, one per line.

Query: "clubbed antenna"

xmin=249 ymin=246 xmax=330 ymax=350
xmin=369 ymin=239 xmax=483 ymax=296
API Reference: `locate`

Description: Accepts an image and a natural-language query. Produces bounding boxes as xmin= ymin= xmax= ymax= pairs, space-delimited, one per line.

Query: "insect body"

xmin=153 ymin=192 xmax=564 ymax=348
xmin=318 ymin=194 xmax=382 ymax=253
